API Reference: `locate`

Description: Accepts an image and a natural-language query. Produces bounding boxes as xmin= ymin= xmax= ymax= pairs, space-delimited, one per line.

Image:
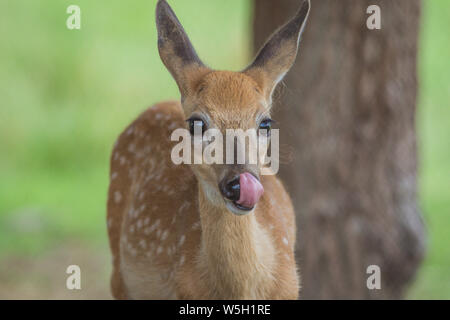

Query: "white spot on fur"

xmin=114 ymin=191 xmax=122 ymax=204
xmin=128 ymin=143 xmax=136 ymax=153
xmin=178 ymin=202 xmax=190 ymax=214
xmin=127 ymin=243 xmax=137 ymax=257
xmin=283 ymin=237 xmax=289 ymax=246
xmin=144 ymin=219 xmax=160 ymax=235
xmin=168 ymin=122 xmax=178 ymax=130
xmin=178 ymin=235 xmax=186 ymax=247
xmin=139 ymin=239 xmax=147 ymax=249
xmin=161 ymin=230 xmax=169 ymax=241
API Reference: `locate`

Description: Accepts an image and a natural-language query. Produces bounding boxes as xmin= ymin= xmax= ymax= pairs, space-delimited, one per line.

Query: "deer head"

xmin=156 ymin=0 xmax=310 ymax=215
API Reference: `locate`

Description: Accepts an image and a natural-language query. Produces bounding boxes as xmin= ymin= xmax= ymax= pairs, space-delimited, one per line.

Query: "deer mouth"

xmin=234 ymin=202 xmax=254 ymax=211
xmin=225 ymin=199 xmax=254 ymax=216
xmin=221 ymin=172 xmax=264 ymax=215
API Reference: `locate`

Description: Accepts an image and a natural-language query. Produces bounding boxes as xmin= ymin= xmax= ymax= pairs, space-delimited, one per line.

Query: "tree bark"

xmin=252 ymin=0 xmax=426 ymax=299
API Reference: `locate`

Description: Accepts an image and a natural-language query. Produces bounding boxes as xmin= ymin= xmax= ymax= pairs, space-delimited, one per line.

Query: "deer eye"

xmin=259 ymin=119 xmax=273 ymax=134
xmin=187 ymin=118 xmax=207 ymax=136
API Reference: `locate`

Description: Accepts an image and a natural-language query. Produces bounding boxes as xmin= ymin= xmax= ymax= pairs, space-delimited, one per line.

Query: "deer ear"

xmin=156 ymin=0 xmax=209 ymax=96
xmin=244 ymin=0 xmax=310 ymax=102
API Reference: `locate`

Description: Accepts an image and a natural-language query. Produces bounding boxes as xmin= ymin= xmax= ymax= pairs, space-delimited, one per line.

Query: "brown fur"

xmin=107 ymin=0 xmax=310 ymax=300
xmin=107 ymin=100 xmax=298 ymax=299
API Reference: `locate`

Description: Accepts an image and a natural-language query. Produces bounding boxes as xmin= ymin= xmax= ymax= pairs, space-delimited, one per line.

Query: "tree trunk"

xmin=253 ymin=0 xmax=426 ymax=299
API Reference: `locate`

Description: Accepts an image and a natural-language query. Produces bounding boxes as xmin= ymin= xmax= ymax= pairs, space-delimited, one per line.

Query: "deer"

xmin=107 ymin=0 xmax=310 ymax=300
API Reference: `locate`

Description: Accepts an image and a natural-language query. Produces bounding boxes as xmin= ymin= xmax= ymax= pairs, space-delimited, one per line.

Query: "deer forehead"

xmin=190 ymin=71 xmax=267 ymax=121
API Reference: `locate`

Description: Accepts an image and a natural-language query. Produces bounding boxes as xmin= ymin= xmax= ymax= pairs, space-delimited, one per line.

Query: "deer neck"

xmin=197 ymin=185 xmax=276 ymax=299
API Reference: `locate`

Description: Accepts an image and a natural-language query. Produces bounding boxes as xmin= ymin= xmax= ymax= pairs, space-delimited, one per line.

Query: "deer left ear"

xmin=244 ymin=0 xmax=310 ymax=102
xmin=156 ymin=0 xmax=210 ymax=96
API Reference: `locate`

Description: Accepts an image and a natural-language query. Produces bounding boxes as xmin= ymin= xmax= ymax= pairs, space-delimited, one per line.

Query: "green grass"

xmin=0 ymin=0 xmax=448 ymax=298
xmin=407 ymin=0 xmax=450 ymax=299
xmin=0 ymin=0 xmax=251 ymax=254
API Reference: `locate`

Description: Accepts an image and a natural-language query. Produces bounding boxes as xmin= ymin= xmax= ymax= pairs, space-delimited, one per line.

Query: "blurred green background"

xmin=0 ymin=0 xmax=448 ymax=299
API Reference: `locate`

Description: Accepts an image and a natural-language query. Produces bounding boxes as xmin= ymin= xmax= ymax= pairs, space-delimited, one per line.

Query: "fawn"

xmin=107 ymin=0 xmax=310 ymax=299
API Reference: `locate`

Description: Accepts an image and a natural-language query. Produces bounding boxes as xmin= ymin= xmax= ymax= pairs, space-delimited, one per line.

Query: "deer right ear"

xmin=244 ymin=0 xmax=310 ymax=103
xmin=156 ymin=0 xmax=209 ymax=96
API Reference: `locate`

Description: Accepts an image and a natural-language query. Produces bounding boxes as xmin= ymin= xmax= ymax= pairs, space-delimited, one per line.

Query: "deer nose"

xmin=220 ymin=176 xmax=240 ymax=201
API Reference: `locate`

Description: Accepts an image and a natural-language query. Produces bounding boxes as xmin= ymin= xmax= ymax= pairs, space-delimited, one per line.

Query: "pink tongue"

xmin=237 ymin=173 xmax=264 ymax=208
